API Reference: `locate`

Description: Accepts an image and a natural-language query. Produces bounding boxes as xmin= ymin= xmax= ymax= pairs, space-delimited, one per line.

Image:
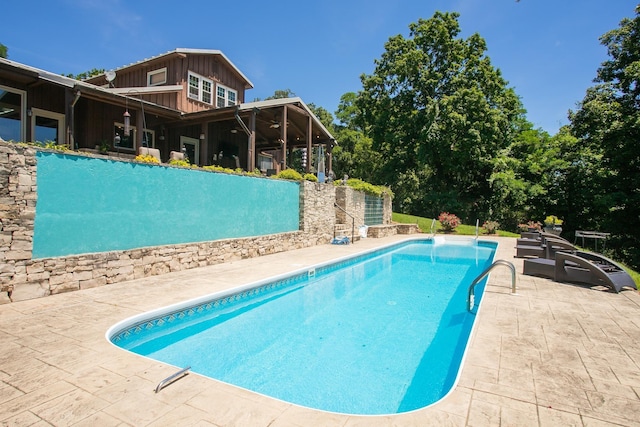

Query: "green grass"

xmin=623 ymin=265 xmax=640 ymax=285
xmin=392 ymin=212 xmax=519 ymax=237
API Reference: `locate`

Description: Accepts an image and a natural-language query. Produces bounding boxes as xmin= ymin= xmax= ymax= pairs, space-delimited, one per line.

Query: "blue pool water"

xmin=108 ymin=238 xmax=496 ymax=415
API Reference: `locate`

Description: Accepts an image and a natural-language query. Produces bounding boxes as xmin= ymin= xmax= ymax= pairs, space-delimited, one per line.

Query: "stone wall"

xmin=299 ymin=180 xmax=336 ymax=244
xmin=0 ymin=143 xmax=38 ymax=302
xmin=335 ymin=186 xmax=366 ymax=226
xmin=0 ymin=142 xmax=335 ymax=303
xmin=335 ymin=186 xmax=392 ymax=226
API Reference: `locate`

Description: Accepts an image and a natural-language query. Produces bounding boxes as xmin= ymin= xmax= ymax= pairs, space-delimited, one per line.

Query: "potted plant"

xmin=543 ymin=215 xmax=563 ymax=235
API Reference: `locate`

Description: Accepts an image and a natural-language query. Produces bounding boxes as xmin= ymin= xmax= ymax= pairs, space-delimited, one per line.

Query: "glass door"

xmin=180 ymin=136 xmax=199 ymax=165
xmin=31 ymin=108 xmax=65 ymax=145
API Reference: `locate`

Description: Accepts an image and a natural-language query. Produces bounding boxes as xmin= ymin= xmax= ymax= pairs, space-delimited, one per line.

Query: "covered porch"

xmin=176 ymin=97 xmax=336 ymax=174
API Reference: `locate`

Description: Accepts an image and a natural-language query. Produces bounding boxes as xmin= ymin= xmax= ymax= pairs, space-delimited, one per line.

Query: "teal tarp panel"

xmin=33 ymin=152 xmax=300 ymax=258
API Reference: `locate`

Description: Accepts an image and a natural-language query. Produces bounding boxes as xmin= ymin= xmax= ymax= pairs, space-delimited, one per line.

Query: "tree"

xmin=0 ymin=43 xmax=7 ymax=59
xmin=330 ymin=92 xmax=382 ymax=181
xmin=65 ymin=68 xmax=105 ymax=80
xmin=570 ymin=6 xmax=640 ymax=268
xmin=259 ymin=89 xmax=296 ymax=101
xmin=357 ymin=12 xmax=522 ymax=220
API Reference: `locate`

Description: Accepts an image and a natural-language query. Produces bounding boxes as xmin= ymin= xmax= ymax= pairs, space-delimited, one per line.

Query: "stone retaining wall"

xmin=335 ymin=186 xmax=392 ymax=226
xmin=0 ymin=142 xmax=335 ymax=303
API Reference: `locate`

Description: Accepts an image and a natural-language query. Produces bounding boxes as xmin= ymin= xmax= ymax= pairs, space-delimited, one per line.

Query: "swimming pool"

xmin=108 ymin=238 xmax=496 ymax=415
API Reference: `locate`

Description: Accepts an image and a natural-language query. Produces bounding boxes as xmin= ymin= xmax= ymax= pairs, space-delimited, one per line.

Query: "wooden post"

xmin=306 ymin=115 xmax=312 ymax=174
xmin=249 ymin=110 xmax=256 ymax=171
xmin=281 ymin=106 xmax=288 ymax=169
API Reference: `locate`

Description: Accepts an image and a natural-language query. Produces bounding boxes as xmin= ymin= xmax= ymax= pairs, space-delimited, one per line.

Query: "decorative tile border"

xmin=111 ymin=238 xmax=468 ymax=347
xmin=111 ymin=271 xmax=308 ymax=345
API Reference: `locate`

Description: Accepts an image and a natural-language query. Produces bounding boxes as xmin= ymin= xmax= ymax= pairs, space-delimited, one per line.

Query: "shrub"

xmin=135 ymin=154 xmax=160 ymax=164
xmin=169 ymin=159 xmax=191 ymax=167
xmin=303 ymin=173 xmax=318 ymax=182
xmin=482 ymin=220 xmax=500 ymax=234
xmin=438 ymin=212 xmax=461 ymax=232
xmin=341 ymin=178 xmax=393 ymax=198
xmin=275 ymin=169 xmax=303 ymax=181
xmin=518 ymin=220 xmax=542 ymax=232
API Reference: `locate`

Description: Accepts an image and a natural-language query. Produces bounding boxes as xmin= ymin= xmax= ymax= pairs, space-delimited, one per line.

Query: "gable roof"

xmin=100 ymin=48 xmax=254 ymax=89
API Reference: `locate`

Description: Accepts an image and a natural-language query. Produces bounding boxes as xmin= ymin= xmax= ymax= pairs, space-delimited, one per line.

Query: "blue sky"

xmin=2 ymin=0 xmax=637 ymax=134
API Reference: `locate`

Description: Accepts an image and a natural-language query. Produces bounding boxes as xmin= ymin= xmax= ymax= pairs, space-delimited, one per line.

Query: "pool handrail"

xmin=467 ymin=259 xmax=516 ymax=312
xmin=155 ymin=366 xmax=191 ymax=393
xmin=430 ymin=218 xmax=437 ymax=236
xmin=334 ymin=203 xmax=355 ymax=244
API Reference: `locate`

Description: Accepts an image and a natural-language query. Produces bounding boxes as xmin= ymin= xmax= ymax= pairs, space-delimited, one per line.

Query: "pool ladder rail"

xmin=467 ymin=260 xmax=516 ymax=312
xmin=154 ymin=366 xmax=191 ymax=393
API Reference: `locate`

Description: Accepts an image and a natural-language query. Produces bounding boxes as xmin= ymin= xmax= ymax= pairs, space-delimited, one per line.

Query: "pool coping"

xmin=0 ymin=234 xmax=639 ymax=426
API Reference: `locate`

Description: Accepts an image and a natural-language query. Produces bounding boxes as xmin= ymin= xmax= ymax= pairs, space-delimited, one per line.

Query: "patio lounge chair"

xmin=523 ymin=250 xmax=637 ymax=293
xmin=515 ymin=237 xmax=577 ymax=259
xmin=516 ymin=231 xmax=571 ymax=247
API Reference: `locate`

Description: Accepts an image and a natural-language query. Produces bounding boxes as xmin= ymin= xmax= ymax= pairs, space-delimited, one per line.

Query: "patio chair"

xmin=517 ymin=232 xmax=571 ymax=247
xmin=523 ymin=250 xmax=637 ymax=293
xmin=138 ymin=146 xmax=161 ymax=162
xmin=515 ymin=236 xmax=577 ymax=259
xmin=169 ymin=151 xmax=185 ymax=161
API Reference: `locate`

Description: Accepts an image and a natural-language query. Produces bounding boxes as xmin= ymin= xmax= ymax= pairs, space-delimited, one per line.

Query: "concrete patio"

xmin=0 ymin=235 xmax=639 ymax=426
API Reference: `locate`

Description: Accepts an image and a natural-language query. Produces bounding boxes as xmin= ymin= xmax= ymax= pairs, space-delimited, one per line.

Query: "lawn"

xmin=392 ymin=212 xmax=519 ymax=237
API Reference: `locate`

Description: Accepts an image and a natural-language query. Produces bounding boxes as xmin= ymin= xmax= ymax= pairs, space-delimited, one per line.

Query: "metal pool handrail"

xmin=155 ymin=366 xmax=191 ymax=393
xmin=467 ymin=260 xmax=516 ymax=312
xmin=334 ymin=203 xmax=355 ymax=244
xmin=430 ymin=218 xmax=437 ymax=236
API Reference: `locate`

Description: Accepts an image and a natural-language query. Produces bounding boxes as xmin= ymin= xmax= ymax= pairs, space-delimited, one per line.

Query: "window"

xmin=30 ymin=108 xmax=65 ymax=145
xmin=114 ymin=123 xmax=156 ymax=150
xmin=114 ymin=122 xmax=136 ymax=151
xmin=187 ymin=71 xmax=213 ymax=105
xmin=0 ymin=85 xmax=26 ymax=142
xmin=147 ymin=68 xmax=167 ymax=86
xmin=216 ymin=84 xmax=237 ymax=108
xmin=142 ymin=129 xmax=155 ymax=148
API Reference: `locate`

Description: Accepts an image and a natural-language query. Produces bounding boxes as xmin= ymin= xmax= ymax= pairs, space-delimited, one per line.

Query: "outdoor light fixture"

xmin=199 ymin=133 xmax=205 ymax=140
xmin=123 ymin=109 xmax=131 ymax=136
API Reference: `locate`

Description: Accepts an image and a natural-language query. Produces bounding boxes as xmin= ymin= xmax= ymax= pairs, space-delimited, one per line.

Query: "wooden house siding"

xmin=28 ymin=84 xmax=66 ymax=113
xmin=86 ymin=52 xmax=248 ymax=115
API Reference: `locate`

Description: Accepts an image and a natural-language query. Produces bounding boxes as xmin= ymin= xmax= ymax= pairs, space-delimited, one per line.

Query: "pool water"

xmin=109 ymin=238 xmax=496 ymax=415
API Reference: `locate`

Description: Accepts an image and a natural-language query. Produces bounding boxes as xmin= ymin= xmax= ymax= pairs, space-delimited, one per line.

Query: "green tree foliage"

xmin=357 ymin=12 xmax=522 ymax=221
xmin=65 ymin=68 xmax=105 ymax=80
xmin=263 ymin=89 xmax=296 ymax=100
xmin=331 ymin=92 xmax=382 ymax=182
xmin=0 ymin=43 xmax=7 ymax=58
xmin=570 ymin=6 xmax=640 ymax=268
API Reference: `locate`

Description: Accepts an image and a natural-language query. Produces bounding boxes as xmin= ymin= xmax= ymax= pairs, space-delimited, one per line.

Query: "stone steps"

xmin=334 ymin=223 xmax=361 ymax=243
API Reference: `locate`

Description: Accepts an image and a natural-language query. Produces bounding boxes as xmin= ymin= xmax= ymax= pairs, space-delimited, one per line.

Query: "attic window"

xmin=216 ymin=84 xmax=237 ymax=108
xmin=188 ymin=71 xmax=213 ymax=105
xmin=147 ymin=68 xmax=167 ymax=86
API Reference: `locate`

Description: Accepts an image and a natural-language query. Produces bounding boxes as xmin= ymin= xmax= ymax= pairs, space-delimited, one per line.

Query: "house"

xmin=0 ymin=48 xmax=335 ymax=173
